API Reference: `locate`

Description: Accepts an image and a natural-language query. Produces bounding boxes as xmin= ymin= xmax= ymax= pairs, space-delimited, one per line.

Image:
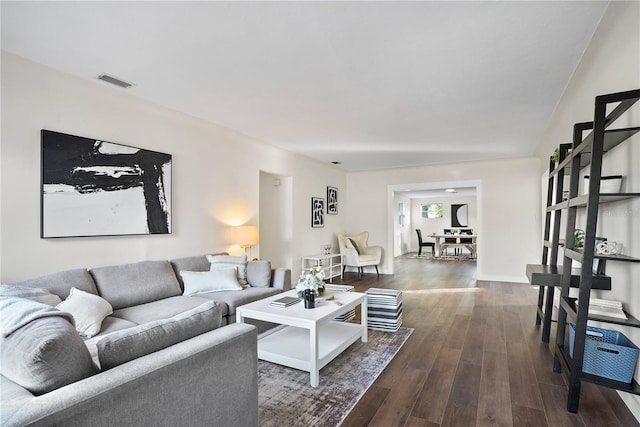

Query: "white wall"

xmin=411 ymin=195 xmax=477 ymax=252
xmin=532 ymin=1 xmax=640 ymax=416
xmin=345 ymin=157 xmax=541 ymax=282
xmin=259 ymin=171 xmax=292 ymax=269
xmin=0 ymin=52 xmax=346 ymax=283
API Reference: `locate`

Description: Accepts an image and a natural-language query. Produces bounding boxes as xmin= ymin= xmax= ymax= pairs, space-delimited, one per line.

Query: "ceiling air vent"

xmin=97 ymin=74 xmax=133 ymax=89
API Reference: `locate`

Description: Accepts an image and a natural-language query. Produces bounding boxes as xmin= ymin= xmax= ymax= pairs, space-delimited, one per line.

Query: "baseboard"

xmin=619 ymin=392 xmax=640 ymax=423
xmin=476 ymin=274 xmax=529 ymax=284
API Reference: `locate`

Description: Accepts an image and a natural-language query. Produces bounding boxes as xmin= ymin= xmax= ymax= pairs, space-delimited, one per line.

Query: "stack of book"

xmin=269 ymin=296 xmax=301 ymax=308
xmin=576 ymin=298 xmax=627 ymax=320
xmin=325 ymin=284 xmax=356 ymax=321
xmin=366 ymin=288 xmax=403 ymax=332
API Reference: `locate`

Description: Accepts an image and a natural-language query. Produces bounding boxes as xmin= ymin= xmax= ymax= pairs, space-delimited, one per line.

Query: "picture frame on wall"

xmin=327 ymin=186 xmax=338 ymax=214
xmin=41 ymin=130 xmax=172 ymax=238
xmin=451 ymin=204 xmax=468 ymax=227
xmin=311 ymin=197 xmax=325 ymax=228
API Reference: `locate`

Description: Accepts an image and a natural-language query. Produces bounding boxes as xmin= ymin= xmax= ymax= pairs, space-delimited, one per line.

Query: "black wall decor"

xmin=327 ymin=186 xmax=338 ymax=214
xmin=451 ymin=204 xmax=468 ymax=227
xmin=311 ymin=197 xmax=325 ymax=228
xmin=41 ymin=130 xmax=172 ymax=238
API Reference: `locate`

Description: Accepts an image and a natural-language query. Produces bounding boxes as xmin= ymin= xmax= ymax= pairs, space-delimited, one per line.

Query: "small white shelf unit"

xmin=301 ymin=253 xmax=344 ymax=282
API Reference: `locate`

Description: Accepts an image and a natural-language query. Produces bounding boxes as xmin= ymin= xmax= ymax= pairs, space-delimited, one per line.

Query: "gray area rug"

xmin=408 ymin=254 xmax=475 ymax=261
xmin=258 ymin=327 xmax=413 ymax=427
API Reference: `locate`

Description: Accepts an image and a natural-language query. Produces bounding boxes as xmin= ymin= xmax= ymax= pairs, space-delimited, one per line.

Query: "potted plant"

xmin=574 ymin=229 xmax=585 ymax=249
xmin=296 ymin=267 xmax=326 ymax=297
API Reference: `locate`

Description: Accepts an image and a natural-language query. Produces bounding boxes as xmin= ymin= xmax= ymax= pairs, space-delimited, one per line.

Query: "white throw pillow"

xmin=181 ymin=268 xmax=243 ymax=296
xmin=57 ymin=287 xmax=113 ymax=338
xmin=206 ymin=254 xmax=249 ymax=287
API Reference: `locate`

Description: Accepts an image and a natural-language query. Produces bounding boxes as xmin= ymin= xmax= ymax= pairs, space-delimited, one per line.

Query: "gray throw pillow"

xmin=206 ymin=254 xmax=249 ymax=287
xmin=348 ymin=238 xmax=361 ymax=255
xmin=0 ymin=299 xmax=98 ymax=395
xmin=246 ymin=261 xmax=272 ymax=287
xmin=97 ymin=301 xmax=221 ymax=370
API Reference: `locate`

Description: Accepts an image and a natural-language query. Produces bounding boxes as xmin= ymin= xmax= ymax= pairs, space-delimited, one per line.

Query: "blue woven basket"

xmin=569 ymin=324 xmax=639 ymax=383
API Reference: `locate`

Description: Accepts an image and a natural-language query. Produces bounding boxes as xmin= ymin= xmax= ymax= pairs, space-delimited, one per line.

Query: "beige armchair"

xmin=337 ymin=232 xmax=382 ymax=278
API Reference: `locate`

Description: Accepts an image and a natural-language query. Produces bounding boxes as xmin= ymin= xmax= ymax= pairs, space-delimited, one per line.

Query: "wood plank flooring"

xmin=337 ymin=254 xmax=639 ymax=427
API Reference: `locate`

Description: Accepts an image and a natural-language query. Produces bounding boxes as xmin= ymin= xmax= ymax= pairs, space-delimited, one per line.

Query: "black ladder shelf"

xmin=527 ymin=142 xmax=612 ymax=344
xmin=550 ymin=89 xmax=640 ymax=413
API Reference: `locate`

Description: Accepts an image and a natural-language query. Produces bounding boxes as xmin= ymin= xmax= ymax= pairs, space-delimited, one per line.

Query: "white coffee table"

xmin=236 ymin=288 xmax=368 ymax=387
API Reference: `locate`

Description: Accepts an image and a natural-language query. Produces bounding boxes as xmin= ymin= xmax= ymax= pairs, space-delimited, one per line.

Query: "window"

xmin=421 ymin=203 xmax=443 ymax=219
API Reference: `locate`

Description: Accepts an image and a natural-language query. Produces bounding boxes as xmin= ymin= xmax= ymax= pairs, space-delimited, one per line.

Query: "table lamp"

xmin=235 ymin=225 xmax=259 ymax=257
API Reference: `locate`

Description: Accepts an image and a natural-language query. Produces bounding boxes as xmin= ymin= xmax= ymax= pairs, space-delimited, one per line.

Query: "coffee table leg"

xmin=310 ymin=325 xmax=319 ymax=387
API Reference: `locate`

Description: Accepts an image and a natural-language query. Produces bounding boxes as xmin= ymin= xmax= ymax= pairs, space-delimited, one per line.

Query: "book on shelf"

xmin=589 ymin=298 xmax=623 ymax=309
xmin=270 ymin=296 xmax=301 ymax=307
xmin=576 ymin=299 xmax=627 ymax=320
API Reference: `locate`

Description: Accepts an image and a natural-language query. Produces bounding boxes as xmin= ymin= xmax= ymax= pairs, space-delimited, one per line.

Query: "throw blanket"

xmin=0 ymin=296 xmax=75 ymax=337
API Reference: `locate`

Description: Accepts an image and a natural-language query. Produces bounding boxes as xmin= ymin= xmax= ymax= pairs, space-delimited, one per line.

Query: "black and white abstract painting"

xmin=451 ymin=204 xmax=468 ymax=228
xmin=327 ymin=186 xmax=338 ymax=214
xmin=311 ymin=197 xmax=325 ymax=228
xmin=41 ymin=130 xmax=172 ymax=238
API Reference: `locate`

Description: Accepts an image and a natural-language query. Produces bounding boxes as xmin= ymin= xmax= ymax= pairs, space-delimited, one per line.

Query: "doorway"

xmin=387 ymin=180 xmax=482 ymax=275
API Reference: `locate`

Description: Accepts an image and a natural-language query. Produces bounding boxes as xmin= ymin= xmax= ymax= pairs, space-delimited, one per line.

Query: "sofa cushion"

xmin=170 ymin=252 xmax=228 ymax=290
xmin=0 ymin=297 xmax=97 ymax=395
xmin=6 ymin=268 xmax=98 ymax=300
xmin=57 ymin=288 xmax=113 ymax=338
xmin=83 ymin=317 xmax=139 ymax=365
xmin=246 ymin=260 xmax=272 ymax=287
xmin=97 ymin=301 xmax=221 ymax=370
xmin=196 ymin=287 xmax=281 ymax=316
xmin=207 ymin=254 xmax=249 ymax=287
xmin=96 ymin=316 xmax=138 ymax=336
xmin=90 ymin=260 xmax=182 ymax=310
xmin=181 ymin=268 xmax=243 ymax=296
xmin=0 ymin=284 xmax=62 ymax=306
xmin=111 ymin=295 xmax=224 ymax=323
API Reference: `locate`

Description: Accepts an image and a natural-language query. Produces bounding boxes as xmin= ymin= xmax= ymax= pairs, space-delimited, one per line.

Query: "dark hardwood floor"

xmin=337 ymin=254 xmax=639 ymax=427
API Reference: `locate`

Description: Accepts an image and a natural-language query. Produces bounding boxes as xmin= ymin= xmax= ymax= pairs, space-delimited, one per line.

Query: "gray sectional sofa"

xmin=0 ymin=253 xmax=291 ymax=427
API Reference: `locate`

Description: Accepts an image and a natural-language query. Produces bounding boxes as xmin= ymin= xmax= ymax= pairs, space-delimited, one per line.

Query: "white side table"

xmin=301 ymin=254 xmax=344 ymax=283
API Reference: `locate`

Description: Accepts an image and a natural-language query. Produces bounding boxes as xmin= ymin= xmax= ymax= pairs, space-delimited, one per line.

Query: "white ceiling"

xmin=1 ymin=1 xmax=609 ymax=172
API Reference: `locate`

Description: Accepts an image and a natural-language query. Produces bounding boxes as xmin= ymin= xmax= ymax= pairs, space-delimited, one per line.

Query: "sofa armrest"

xmin=271 ymin=268 xmax=291 ymax=291
xmin=0 ymin=323 xmax=258 ymax=427
xmin=363 ymin=245 xmax=382 ymax=259
xmin=341 ymin=247 xmax=360 ymax=266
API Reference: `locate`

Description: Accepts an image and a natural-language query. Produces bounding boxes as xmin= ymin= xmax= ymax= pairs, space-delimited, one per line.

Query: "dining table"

xmin=429 ymin=233 xmax=478 ymax=258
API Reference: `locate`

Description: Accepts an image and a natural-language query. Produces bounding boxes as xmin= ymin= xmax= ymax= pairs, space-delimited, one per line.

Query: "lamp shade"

xmin=235 ymin=225 xmax=259 ymax=246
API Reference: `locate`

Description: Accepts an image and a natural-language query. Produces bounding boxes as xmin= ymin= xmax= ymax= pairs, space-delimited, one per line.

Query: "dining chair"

xmin=459 ymin=229 xmax=474 ymax=256
xmin=416 ymin=229 xmax=435 ymax=256
xmin=443 ymin=229 xmax=459 ymax=256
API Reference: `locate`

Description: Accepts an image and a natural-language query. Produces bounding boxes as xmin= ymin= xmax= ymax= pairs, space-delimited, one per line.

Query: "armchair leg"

xmin=375 ymin=265 xmax=379 ymax=277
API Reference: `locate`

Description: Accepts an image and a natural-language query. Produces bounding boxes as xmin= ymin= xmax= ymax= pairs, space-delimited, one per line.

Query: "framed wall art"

xmin=311 ymin=197 xmax=325 ymax=228
xmin=327 ymin=186 xmax=338 ymax=214
xmin=451 ymin=204 xmax=468 ymax=227
xmin=41 ymin=130 xmax=172 ymax=238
